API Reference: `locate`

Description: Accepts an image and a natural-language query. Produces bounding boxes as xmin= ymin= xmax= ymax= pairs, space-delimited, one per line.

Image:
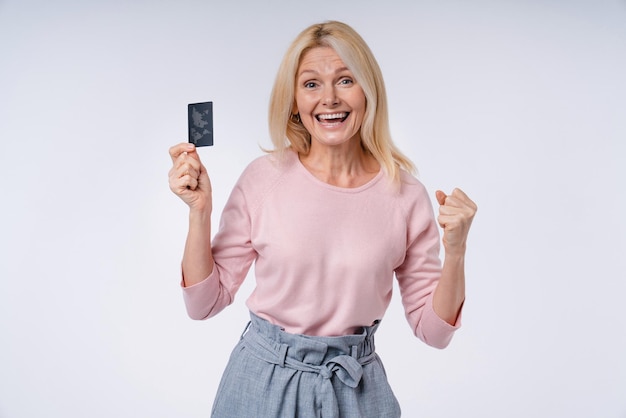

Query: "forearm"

xmin=432 ymin=187 xmax=476 ymax=325
xmin=432 ymin=251 xmax=466 ymax=325
xmin=181 ymin=208 xmax=214 ymax=287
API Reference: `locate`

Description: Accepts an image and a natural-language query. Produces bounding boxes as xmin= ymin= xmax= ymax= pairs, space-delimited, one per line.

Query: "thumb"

xmin=435 ymin=190 xmax=447 ymax=206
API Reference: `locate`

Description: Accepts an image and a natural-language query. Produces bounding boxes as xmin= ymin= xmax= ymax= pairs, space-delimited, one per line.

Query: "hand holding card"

xmin=168 ymin=142 xmax=212 ymax=211
xmin=188 ymin=101 xmax=213 ymax=147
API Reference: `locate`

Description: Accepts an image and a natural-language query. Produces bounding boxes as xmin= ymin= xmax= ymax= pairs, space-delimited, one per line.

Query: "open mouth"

xmin=316 ymin=112 xmax=349 ymax=124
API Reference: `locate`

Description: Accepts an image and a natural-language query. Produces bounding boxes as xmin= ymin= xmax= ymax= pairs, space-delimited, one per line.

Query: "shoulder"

xmin=234 ymin=149 xmax=299 ymax=210
xmin=240 ymin=149 xmax=297 ymax=178
xmin=391 ymin=169 xmax=435 ymax=220
xmin=396 ymin=169 xmax=430 ymax=200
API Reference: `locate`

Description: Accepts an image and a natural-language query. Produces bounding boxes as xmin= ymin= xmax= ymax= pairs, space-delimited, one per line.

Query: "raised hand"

xmin=435 ymin=188 xmax=477 ymax=256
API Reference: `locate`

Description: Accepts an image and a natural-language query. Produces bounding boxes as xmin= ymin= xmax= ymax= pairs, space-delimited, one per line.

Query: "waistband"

xmin=241 ymin=312 xmax=381 ymax=388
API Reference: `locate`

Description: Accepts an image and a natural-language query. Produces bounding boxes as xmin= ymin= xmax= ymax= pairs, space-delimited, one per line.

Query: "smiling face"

xmin=294 ymin=47 xmax=366 ymax=150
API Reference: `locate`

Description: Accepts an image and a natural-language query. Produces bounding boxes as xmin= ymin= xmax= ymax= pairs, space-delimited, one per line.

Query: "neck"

xmin=299 ymin=141 xmax=380 ymax=188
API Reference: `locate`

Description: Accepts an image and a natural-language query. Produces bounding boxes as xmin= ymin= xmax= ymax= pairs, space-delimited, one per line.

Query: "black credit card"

xmin=188 ymin=101 xmax=213 ymax=147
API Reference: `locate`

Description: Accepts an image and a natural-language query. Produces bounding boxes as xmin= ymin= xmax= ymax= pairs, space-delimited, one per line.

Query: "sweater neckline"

xmin=290 ymin=150 xmax=385 ymax=193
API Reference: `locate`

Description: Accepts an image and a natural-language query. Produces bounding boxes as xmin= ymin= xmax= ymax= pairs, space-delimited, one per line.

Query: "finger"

xmin=450 ymin=187 xmax=468 ymax=200
xmin=438 ymin=211 xmax=466 ymax=226
xmin=437 ymin=213 xmax=460 ymax=230
xmin=438 ymin=204 xmax=461 ymax=217
xmin=176 ymin=162 xmax=199 ymax=180
xmin=450 ymin=188 xmax=478 ymax=211
xmin=170 ymin=172 xmax=198 ymax=194
xmin=169 ymin=175 xmax=188 ymax=195
xmin=438 ymin=189 xmax=477 ymax=214
xmin=440 ymin=195 xmax=466 ymax=210
xmin=175 ymin=152 xmax=201 ymax=178
xmin=169 ymin=143 xmax=196 ymax=163
xmin=439 ymin=204 xmax=476 ymax=225
xmin=438 ymin=208 xmax=475 ymax=236
xmin=169 ymin=161 xmax=194 ymax=184
xmin=186 ymin=176 xmax=199 ymax=191
xmin=179 ymin=170 xmax=192 ymax=180
xmin=435 ymin=190 xmax=447 ymax=206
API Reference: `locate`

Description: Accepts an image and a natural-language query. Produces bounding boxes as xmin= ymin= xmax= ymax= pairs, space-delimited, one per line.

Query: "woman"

xmin=169 ymin=20 xmax=476 ymax=417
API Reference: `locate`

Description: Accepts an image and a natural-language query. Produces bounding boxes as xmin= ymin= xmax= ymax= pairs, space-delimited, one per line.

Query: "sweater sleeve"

xmin=180 ymin=179 xmax=257 ymax=320
xmin=395 ymin=183 xmax=462 ymax=349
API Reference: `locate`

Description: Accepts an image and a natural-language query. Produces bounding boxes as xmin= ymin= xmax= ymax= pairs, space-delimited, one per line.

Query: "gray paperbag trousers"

xmin=211 ymin=312 xmax=401 ymax=417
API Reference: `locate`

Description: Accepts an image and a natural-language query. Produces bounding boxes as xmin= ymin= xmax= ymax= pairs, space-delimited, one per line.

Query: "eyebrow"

xmin=298 ymin=67 xmax=351 ymax=77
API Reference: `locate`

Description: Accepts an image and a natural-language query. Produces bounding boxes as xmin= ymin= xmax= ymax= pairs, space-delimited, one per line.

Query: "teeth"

xmin=318 ymin=113 xmax=347 ymax=120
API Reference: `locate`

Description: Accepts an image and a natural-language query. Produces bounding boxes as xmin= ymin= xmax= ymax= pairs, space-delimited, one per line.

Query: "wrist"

xmin=443 ymin=248 xmax=466 ymax=263
xmin=189 ymin=206 xmax=212 ymax=224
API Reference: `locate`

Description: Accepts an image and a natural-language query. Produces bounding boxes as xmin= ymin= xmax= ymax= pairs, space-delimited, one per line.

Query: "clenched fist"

xmin=435 ymin=188 xmax=477 ymax=256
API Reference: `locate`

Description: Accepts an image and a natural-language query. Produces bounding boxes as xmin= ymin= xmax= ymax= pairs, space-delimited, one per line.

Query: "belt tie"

xmin=319 ymin=354 xmax=365 ymax=388
xmin=242 ymin=323 xmax=376 ymax=388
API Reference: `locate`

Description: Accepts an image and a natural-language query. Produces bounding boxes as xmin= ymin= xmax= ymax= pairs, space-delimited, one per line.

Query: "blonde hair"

xmin=268 ymin=20 xmax=416 ymax=182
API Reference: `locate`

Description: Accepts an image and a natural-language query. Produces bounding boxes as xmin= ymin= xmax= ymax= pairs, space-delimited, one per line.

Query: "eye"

xmin=304 ymin=81 xmax=317 ymax=89
xmin=339 ymin=78 xmax=353 ymax=85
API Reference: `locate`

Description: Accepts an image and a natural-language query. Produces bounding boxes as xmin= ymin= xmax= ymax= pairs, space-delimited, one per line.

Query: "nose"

xmin=322 ymin=86 xmax=339 ymax=106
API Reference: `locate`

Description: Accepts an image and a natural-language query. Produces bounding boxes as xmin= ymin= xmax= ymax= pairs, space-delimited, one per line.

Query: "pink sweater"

xmin=182 ymin=150 xmax=461 ymax=348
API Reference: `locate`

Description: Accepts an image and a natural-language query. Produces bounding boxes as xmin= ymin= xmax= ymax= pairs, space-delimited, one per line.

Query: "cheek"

xmin=353 ymin=91 xmax=367 ymax=112
xmin=294 ymin=91 xmax=313 ymax=113
xmin=350 ymin=92 xmax=367 ymax=116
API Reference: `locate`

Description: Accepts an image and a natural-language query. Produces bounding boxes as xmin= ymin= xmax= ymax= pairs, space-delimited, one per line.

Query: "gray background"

xmin=1 ymin=0 xmax=625 ymax=417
